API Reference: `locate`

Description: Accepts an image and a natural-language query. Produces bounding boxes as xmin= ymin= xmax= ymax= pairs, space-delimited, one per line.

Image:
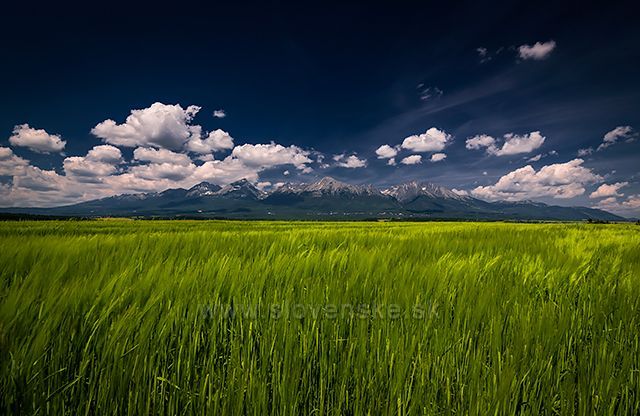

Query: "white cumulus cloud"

xmin=401 ymin=127 xmax=452 ymax=152
xmin=375 ymin=144 xmax=398 ymax=159
xmin=13 ymin=165 xmax=67 ymax=192
xmin=472 ymin=158 xmax=602 ymax=201
xmin=63 ymin=158 xmax=119 ymax=180
xmin=63 ymin=145 xmax=123 ymax=180
xmin=494 ymin=132 xmax=545 ymax=156
xmin=86 ymin=145 xmax=123 ymax=163
xmin=192 ymin=157 xmax=260 ymax=185
xmin=589 ymin=182 xmax=628 ymax=199
xmin=518 ymin=40 xmax=556 ymax=60
xmin=466 ymin=131 xmax=545 ymax=156
xmin=0 ymin=147 xmax=30 ymax=176
xmin=133 ymin=147 xmax=193 ymax=166
xmin=232 ymin=142 xmax=312 ymax=170
xmin=186 ymin=129 xmax=234 ymax=154
xmin=430 ymin=153 xmax=447 ymax=162
xmin=128 ymin=162 xmax=196 ymax=182
xmin=9 ymin=124 xmax=66 ymax=154
xmin=598 ymin=126 xmax=635 ymax=151
xmin=593 ymin=194 xmax=640 ymax=216
xmin=465 ymin=134 xmax=495 ymax=150
xmin=91 ymin=102 xmax=202 ymax=150
xmin=400 ymin=155 xmax=422 ymax=165
xmin=334 ymin=154 xmax=367 ymax=168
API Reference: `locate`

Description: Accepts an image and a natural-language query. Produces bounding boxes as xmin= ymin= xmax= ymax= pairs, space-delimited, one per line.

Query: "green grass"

xmin=1 ymin=220 xmax=639 ymax=415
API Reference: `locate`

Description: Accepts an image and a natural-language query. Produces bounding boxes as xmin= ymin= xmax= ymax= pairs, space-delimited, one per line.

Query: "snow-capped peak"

xmin=186 ymin=182 xmax=222 ymax=197
xmin=217 ymin=179 xmax=264 ymax=199
xmin=382 ymin=181 xmax=467 ymax=202
xmin=303 ymin=177 xmax=381 ymax=197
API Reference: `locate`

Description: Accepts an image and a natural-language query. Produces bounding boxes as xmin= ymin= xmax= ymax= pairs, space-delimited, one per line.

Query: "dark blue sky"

xmin=1 ymin=0 xmax=639 ymax=214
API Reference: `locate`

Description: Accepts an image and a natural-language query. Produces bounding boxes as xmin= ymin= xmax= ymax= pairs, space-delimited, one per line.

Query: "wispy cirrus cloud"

xmin=416 ymin=84 xmax=443 ymax=101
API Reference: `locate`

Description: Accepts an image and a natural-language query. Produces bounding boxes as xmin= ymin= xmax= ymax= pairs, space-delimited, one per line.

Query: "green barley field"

xmin=1 ymin=220 xmax=639 ymax=415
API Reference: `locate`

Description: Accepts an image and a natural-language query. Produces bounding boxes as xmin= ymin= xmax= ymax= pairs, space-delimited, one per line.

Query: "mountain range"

xmin=1 ymin=177 xmax=626 ymax=221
